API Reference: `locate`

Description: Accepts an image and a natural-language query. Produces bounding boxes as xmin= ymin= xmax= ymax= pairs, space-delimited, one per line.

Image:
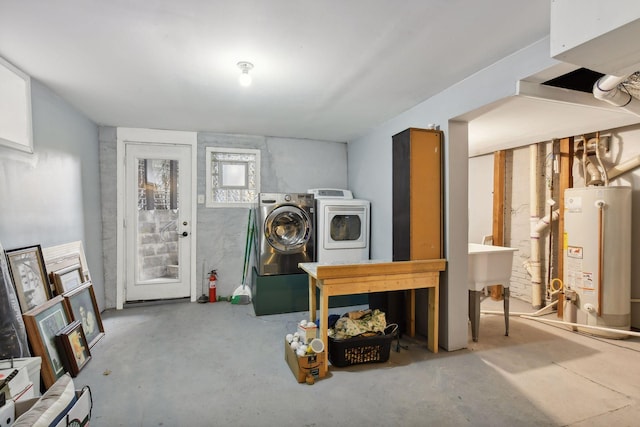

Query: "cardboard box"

xmin=284 ymin=338 xmax=326 ymax=383
xmin=297 ymin=323 xmax=317 ymax=343
xmin=0 ymin=357 xmax=42 ymax=396
xmin=0 ymin=367 xmax=34 ymax=402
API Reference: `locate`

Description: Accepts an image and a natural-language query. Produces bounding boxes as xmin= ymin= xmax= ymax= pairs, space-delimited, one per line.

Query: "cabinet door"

xmin=392 ymin=128 xmax=443 ymax=261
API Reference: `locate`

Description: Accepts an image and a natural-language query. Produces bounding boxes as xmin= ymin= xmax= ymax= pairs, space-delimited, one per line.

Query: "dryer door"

xmin=264 ymin=206 xmax=312 ymax=253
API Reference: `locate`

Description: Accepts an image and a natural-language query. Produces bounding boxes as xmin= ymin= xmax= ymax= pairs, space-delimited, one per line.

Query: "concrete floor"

xmin=75 ymin=297 xmax=640 ymax=426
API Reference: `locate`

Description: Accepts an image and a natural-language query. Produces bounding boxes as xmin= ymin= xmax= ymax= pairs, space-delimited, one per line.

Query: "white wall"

xmin=347 ymin=37 xmax=560 ymax=351
xmin=0 ymin=79 xmax=104 ymax=309
xmin=468 ymin=154 xmax=494 ymax=245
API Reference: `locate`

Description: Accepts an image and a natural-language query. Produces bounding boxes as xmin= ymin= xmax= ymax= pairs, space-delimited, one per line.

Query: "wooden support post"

xmin=491 ymin=150 xmax=506 ymax=300
xmin=492 ymin=150 xmax=506 ymax=247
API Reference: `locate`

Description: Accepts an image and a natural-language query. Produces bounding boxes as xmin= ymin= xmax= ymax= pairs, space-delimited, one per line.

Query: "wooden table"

xmin=298 ymin=259 xmax=446 ymax=373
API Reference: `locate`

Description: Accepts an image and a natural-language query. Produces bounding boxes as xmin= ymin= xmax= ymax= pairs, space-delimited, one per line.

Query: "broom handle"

xmin=241 ymin=209 xmax=253 ymax=285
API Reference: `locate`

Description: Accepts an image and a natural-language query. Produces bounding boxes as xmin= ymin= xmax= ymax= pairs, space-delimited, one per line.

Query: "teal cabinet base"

xmin=250 ymin=267 xmax=368 ymax=316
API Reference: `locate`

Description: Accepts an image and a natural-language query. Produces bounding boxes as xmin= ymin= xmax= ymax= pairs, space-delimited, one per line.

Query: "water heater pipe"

xmin=607 ymin=155 xmax=640 ymax=180
xmin=529 ymin=144 xmax=543 ymax=308
xmin=594 ymin=133 xmax=609 ymax=186
xmin=596 ymin=199 xmax=606 ymax=316
xmin=593 ymin=74 xmax=640 ymax=117
xmin=521 ymin=315 xmax=640 ymax=338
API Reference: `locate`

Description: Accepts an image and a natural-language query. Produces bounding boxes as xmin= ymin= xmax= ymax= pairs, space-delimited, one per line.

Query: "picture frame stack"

xmin=5 ymin=241 xmax=105 ymax=389
xmin=55 ymin=320 xmax=91 ymax=376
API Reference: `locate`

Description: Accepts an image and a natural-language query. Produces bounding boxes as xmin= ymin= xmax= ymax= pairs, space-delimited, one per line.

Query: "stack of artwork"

xmin=4 ymin=242 xmax=104 ymax=389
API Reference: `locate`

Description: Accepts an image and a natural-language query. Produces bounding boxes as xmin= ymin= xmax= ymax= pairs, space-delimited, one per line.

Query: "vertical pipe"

xmin=557 ymin=137 xmax=574 ymax=318
xmin=529 ymin=144 xmax=542 ymax=308
xmin=597 ymin=201 xmax=604 ymax=316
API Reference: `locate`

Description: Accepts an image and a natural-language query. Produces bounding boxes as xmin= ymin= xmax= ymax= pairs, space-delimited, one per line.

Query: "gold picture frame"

xmin=56 ymin=320 xmax=91 ymax=376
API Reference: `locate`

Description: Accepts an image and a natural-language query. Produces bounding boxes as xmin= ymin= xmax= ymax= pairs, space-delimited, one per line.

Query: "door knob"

xmin=180 ymin=231 xmax=189 ymax=237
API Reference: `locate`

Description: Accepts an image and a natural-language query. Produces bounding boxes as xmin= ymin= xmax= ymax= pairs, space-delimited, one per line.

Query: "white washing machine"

xmin=308 ymin=188 xmax=370 ymax=263
xmin=256 ymin=192 xmax=315 ymax=276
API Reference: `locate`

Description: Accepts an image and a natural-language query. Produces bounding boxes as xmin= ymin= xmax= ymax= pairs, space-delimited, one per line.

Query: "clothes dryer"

xmin=308 ymin=188 xmax=370 ymax=263
xmin=256 ymin=192 xmax=315 ymax=275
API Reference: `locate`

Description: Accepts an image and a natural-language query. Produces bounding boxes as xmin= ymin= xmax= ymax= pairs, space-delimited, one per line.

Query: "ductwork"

xmin=593 ymin=74 xmax=640 ymax=116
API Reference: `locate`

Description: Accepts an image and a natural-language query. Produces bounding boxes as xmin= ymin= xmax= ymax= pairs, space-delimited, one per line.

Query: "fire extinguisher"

xmin=209 ymin=270 xmax=217 ymax=303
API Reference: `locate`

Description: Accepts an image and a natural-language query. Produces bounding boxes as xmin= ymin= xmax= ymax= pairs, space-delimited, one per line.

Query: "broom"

xmin=231 ymin=209 xmax=254 ymax=304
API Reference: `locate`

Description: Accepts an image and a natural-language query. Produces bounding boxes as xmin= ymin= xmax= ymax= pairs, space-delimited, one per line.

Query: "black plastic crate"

xmin=328 ymin=324 xmax=398 ymax=367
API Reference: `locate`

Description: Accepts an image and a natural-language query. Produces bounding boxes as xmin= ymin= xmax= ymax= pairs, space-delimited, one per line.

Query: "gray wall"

xmin=347 ymin=38 xmax=559 ymax=351
xmin=0 ymin=79 xmax=105 ymax=309
xmin=100 ymin=129 xmax=347 ymax=307
xmin=196 ymin=133 xmax=348 ymax=298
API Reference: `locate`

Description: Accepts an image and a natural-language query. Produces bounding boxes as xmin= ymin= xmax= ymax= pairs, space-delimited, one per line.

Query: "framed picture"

xmin=56 ymin=320 xmax=91 ymax=376
xmin=5 ymin=244 xmax=51 ymax=312
xmin=22 ymin=296 xmax=70 ymax=389
xmin=64 ymin=282 xmax=104 ymax=348
xmin=52 ymin=263 xmax=84 ymax=294
xmin=43 ymin=241 xmax=92 ymax=283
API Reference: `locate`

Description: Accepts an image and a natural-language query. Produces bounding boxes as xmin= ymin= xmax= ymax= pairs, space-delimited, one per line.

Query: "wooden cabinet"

xmin=392 ymin=127 xmax=443 ymax=261
xmin=370 ymin=127 xmax=443 ymax=335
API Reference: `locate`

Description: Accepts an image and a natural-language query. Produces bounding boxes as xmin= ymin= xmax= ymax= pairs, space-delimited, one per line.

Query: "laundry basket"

xmin=328 ymin=324 xmax=398 ymax=367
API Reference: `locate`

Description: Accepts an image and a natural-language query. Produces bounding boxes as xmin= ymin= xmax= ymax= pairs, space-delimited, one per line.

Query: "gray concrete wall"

xmin=99 ymin=129 xmax=347 ymax=307
xmin=196 ymin=132 xmax=347 ymax=299
xmin=0 ymin=79 xmax=105 ymax=309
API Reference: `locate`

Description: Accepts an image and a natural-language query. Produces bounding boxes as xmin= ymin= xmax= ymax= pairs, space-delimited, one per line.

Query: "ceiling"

xmin=465 ymin=79 xmax=640 ymax=156
xmin=0 ymin=0 xmax=554 ymax=143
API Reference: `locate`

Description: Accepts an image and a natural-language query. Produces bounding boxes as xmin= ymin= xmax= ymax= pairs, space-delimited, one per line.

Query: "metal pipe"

xmin=521 ymin=315 xmax=640 ymax=338
xmin=482 ymin=300 xmax=558 ymax=317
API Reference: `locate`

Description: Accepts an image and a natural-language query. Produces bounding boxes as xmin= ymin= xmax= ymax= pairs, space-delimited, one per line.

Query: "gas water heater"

xmin=563 ymin=186 xmax=632 ymax=337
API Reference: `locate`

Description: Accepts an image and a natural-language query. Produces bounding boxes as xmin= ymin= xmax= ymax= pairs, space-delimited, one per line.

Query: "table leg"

xmin=409 ymin=289 xmax=416 ymax=337
xmin=503 ymin=287 xmax=510 ymax=337
xmin=469 ymin=290 xmax=481 ymax=342
xmin=428 ymin=285 xmax=439 ymax=353
xmin=319 ymin=287 xmax=329 ymax=374
xmin=308 ymin=276 xmax=317 ymax=322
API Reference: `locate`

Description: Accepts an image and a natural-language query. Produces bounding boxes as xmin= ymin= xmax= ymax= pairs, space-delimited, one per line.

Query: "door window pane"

xmin=137 ymin=158 xmax=180 ymax=281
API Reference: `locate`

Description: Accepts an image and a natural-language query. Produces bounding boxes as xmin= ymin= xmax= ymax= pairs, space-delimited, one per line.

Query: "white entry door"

xmin=120 ymin=135 xmax=195 ymax=304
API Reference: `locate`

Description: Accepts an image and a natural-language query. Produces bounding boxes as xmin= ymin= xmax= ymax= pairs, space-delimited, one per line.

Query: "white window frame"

xmin=205 ymin=147 xmax=260 ymax=208
xmin=0 ymin=56 xmax=33 ymax=153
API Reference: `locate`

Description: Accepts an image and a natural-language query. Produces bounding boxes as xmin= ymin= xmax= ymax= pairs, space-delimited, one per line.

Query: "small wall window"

xmin=205 ymin=147 xmax=260 ymax=207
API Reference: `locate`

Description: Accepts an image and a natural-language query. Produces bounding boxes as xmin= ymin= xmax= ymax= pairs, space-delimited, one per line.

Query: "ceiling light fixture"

xmin=237 ymin=61 xmax=254 ymax=87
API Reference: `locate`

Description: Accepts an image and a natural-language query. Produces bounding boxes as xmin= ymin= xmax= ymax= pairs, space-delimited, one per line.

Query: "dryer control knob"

xmin=284 ymin=194 xmax=291 ymax=202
